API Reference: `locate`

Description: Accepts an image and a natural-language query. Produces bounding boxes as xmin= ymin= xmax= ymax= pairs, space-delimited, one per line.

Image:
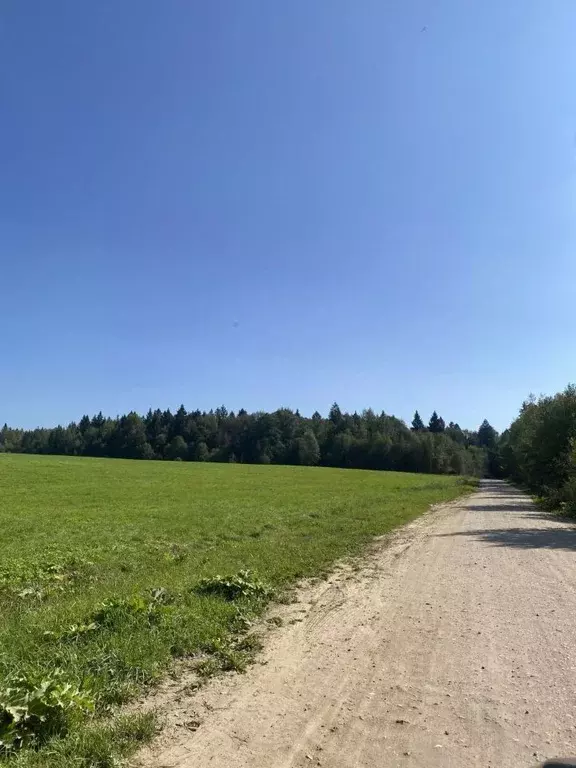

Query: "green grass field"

xmin=0 ymin=454 xmax=475 ymax=766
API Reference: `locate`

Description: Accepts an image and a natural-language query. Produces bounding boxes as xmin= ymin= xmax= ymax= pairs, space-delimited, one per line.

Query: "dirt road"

xmin=141 ymin=481 xmax=576 ymax=768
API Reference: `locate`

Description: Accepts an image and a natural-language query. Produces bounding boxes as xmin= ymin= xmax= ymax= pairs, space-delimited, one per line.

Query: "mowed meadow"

xmin=0 ymin=454 xmax=476 ymax=766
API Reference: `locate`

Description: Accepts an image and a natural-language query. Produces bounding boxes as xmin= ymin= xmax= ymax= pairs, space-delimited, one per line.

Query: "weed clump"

xmin=43 ymin=623 xmax=99 ymax=644
xmin=43 ymin=588 xmax=177 ymax=645
xmin=196 ymin=570 xmax=272 ymax=602
xmin=0 ymin=556 xmax=94 ymax=602
xmin=196 ymin=634 xmax=263 ymax=677
xmin=0 ymin=672 xmax=93 ymax=753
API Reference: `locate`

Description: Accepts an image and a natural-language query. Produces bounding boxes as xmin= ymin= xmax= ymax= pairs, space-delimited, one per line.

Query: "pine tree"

xmin=477 ymin=419 xmax=497 ymax=447
xmin=428 ymin=411 xmax=445 ymax=433
xmin=329 ymin=402 xmax=343 ymax=426
xmin=411 ymin=411 xmax=425 ymax=431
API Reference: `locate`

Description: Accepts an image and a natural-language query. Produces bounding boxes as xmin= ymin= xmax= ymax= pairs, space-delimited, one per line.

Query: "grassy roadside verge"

xmin=0 ymin=455 xmax=477 ymax=766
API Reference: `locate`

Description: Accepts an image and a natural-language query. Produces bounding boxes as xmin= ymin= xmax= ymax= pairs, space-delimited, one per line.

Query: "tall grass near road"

xmin=0 ymin=454 xmax=476 ymax=766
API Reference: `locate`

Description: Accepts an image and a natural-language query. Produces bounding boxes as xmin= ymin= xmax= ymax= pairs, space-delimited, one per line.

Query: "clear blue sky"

xmin=2 ymin=1 xmax=575 ymax=432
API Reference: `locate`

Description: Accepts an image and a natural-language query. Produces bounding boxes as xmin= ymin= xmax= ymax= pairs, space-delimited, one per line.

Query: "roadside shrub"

xmin=7 ymin=712 xmax=157 ymax=767
xmin=42 ymin=588 xmax=177 ymax=648
xmin=196 ymin=570 xmax=272 ymax=601
xmin=538 ymin=486 xmax=565 ymax=512
xmin=0 ymin=672 xmax=93 ymax=752
xmin=562 ymin=476 xmax=576 ymax=516
xmin=457 ymin=476 xmax=479 ymax=488
xmin=92 ymin=588 xmax=175 ymax=629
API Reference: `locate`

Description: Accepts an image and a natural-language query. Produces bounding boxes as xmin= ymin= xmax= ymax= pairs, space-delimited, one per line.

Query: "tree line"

xmin=0 ymin=404 xmax=496 ymax=476
xmin=499 ymin=384 xmax=576 ymax=512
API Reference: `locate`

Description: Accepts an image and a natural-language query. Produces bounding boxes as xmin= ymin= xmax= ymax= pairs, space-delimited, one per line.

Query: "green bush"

xmin=0 ymin=672 xmax=93 ymax=752
xmin=91 ymin=588 xmax=175 ymax=629
xmin=196 ymin=570 xmax=272 ymax=601
xmin=562 ymin=476 xmax=576 ymax=516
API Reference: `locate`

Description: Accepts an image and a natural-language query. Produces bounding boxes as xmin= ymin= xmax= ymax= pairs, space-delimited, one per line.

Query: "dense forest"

xmin=0 ymin=404 xmax=497 ymax=476
xmin=500 ymin=384 xmax=576 ymax=513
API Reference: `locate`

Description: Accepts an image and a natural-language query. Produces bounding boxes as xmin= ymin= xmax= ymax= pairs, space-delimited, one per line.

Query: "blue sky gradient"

xmin=2 ymin=1 xmax=575 ymax=431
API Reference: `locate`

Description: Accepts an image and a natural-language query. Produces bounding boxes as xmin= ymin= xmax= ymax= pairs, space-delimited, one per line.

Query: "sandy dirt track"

xmin=139 ymin=481 xmax=576 ymax=768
